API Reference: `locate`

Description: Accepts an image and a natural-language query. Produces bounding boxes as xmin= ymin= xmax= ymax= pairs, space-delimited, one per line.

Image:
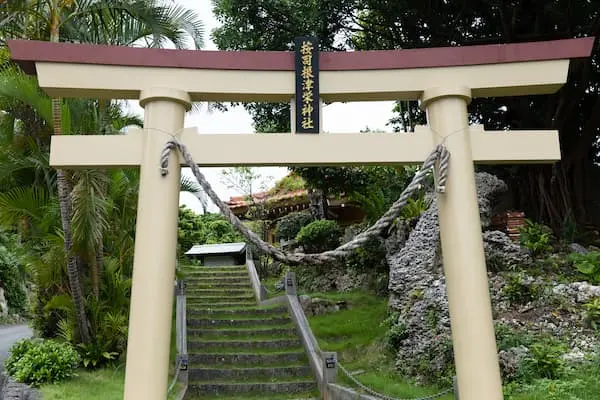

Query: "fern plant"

xmin=519 ymin=219 xmax=553 ymax=257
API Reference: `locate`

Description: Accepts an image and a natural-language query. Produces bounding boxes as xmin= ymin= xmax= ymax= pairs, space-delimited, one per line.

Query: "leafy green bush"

xmin=583 ymin=298 xmax=600 ymax=330
xmin=495 ymin=323 xmax=534 ymax=351
xmin=524 ymin=342 xmax=566 ymax=380
xmin=275 ymin=212 xmax=314 ymax=240
xmin=519 ymin=219 xmax=553 ymax=257
xmin=568 ymin=251 xmax=600 ymax=284
xmin=401 ymin=196 xmax=431 ymax=221
xmin=502 ymin=272 xmax=540 ymax=304
xmin=5 ymin=339 xmax=80 ymax=386
xmin=77 ymin=341 xmax=118 ymax=369
xmin=382 ymin=312 xmax=409 ymax=350
xmin=296 ymin=220 xmax=341 ymax=253
xmin=177 ymin=208 xmax=243 ymax=257
xmin=344 ymin=235 xmax=388 ymax=274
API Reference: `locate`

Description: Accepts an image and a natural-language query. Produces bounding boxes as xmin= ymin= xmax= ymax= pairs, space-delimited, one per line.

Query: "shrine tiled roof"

xmin=226 ymin=189 xmax=308 ymax=210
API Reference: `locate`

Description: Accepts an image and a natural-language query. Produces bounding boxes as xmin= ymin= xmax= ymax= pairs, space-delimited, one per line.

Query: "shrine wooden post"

xmin=8 ymin=37 xmax=593 ymax=400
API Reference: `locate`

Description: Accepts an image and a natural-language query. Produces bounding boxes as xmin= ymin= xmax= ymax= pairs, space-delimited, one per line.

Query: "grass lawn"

xmin=306 ymin=289 xmax=600 ymax=400
xmin=262 ymin=276 xmax=284 ymax=299
xmin=306 ymin=290 xmax=453 ymax=400
xmin=39 ymin=368 xmax=180 ymax=400
xmin=38 ymin=303 xmax=181 ymax=399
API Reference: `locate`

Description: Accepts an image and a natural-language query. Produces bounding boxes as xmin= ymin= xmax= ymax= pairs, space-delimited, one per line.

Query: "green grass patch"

xmin=262 ymin=276 xmax=285 ymax=299
xmin=39 ymin=368 xmax=180 ymax=400
xmin=503 ymin=364 xmax=600 ymax=400
xmin=306 ymin=290 xmax=452 ymax=399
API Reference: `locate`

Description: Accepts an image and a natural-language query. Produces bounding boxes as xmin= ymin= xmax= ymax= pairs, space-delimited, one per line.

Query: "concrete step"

xmin=184 ymin=393 xmax=318 ymax=400
xmin=187 ymin=381 xmax=316 ymax=397
xmin=187 ymin=282 xmax=252 ymax=289
xmin=186 ymin=288 xmax=254 ymax=296
xmin=187 ymin=316 xmax=291 ymax=328
xmin=187 ymin=306 xmax=287 ymax=317
xmin=186 ymin=294 xmax=256 ymax=303
xmin=189 ymin=338 xmax=301 ymax=351
xmin=185 ymin=301 xmax=257 ymax=309
xmin=182 ymin=270 xmax=248 ymax=276
xmin=184 ymin=277 xmax=251 ymax=285
xmin=181 ymin=265 xmax=247 ymax=270
xmin=188 ymin=365 xmax=313 ymax=381
xmin=187 ymin=326 xmax=297 ymax=339
xmin=189 ymin=351 xmax=307 ymax=366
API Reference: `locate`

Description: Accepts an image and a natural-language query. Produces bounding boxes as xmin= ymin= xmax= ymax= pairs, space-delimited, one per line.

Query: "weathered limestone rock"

xmin=475 ymin=172 xmax=508 ymax=228
xmin=0 ymin=287 xmax=8 ymax=317
xmin=552 ymin=281 xmax=600 ymax=304
xmin=298 ymin=295 xmax=348 ymax=316
xmin=498 ymin=346 xmax=530 ymax=381
xmin=483 ymin=230 xmax=531 ymax=271
xmin=0 ymin=373 xmax=39 ymax=400
xmin=386 ymin=172 xmax=509 ymax=380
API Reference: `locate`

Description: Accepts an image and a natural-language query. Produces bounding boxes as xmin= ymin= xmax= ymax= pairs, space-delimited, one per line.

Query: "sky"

xmin=128 ymin=0 xmax=397 ymax=214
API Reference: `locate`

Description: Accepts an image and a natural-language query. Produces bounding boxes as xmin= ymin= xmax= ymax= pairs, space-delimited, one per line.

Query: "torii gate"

xmin=8 ymin=37 xmax=593 ymax=400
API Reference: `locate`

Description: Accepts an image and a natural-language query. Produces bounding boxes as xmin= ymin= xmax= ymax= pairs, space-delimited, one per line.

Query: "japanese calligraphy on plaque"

xmin=295 ymin=36 xmax=320 ymax=134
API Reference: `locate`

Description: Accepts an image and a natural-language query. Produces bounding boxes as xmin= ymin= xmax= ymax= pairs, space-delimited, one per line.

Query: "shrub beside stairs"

xmin=181 ymin=264 xmax=319 ymax=399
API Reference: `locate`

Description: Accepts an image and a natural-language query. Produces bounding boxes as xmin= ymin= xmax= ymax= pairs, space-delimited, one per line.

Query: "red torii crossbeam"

xmin=9 ymin=37 xmax=594 ymax=400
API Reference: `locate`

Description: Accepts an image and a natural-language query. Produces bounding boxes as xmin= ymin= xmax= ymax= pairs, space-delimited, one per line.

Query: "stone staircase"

xmin=181 ymin=264 xmax=319 ymax=399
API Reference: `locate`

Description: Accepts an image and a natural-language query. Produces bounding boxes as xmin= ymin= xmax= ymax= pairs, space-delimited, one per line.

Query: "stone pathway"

xmin=181 ymin=265 xmax=318 ymax=399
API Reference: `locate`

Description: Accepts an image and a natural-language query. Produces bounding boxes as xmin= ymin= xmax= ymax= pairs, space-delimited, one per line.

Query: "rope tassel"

xmin=160 ymin=140 xmax=450 ymax=265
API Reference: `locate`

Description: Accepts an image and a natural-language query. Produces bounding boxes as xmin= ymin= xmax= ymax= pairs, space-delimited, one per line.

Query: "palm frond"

xmin=71 ymin=169 xmax=110 ymax=254
xmin=0 ymin=66 xmax=73 ymax=132
xmin=62 ymin=0 xmax=204 ymax=49
xmin=0 ymin=186 xmax=51 ymax=228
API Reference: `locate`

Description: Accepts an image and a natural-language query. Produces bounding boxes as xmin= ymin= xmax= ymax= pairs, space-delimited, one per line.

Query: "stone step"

xmin=189 ymin=338 xmax=301 ymax=351
xmin=186 ymin=294 xmax=256 ymax=303
xmin=187 ymin=326 xmax=297 ymax=339
xmin=185 ymin=301 xmax=258 ymax=309
xmin=186 ymin=289 xmax=254 ymax=296
xmin=187 ymin=316 xmax=291 ymax=328
xmin=184 ymin=277 xmax=250 ymax=284
xmin=185 ymin=393 xmax=318 ymax=400
xmin=187 ymin=381 xmax=316 ymax=397
xmin=181 ymin=265 xmax=247 ymax=270
xmin=187 ymin=306 xmax=287 ymax=317
xmin=189 ymin=351 xmax=307 ymax=366
xmin=182 ymin=270 xmax=248 ymax=276
xmin=186 ymin=282 xmax=252 ymax=289
xmin=188 ymin=366 xmax=313 ymax=381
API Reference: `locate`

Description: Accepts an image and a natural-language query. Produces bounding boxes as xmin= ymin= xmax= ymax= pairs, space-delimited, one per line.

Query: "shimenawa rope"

xmin=160 ymin=139 xmax=449 ymax=265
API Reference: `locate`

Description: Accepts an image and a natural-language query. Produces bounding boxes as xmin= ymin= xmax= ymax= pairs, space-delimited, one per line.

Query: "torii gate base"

xmin=8 ymin=37 xmax=593 ymax=400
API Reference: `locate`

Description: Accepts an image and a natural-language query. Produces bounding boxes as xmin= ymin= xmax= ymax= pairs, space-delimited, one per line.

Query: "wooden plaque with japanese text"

xmin=294 ymin=36 xmax=320 ymax=134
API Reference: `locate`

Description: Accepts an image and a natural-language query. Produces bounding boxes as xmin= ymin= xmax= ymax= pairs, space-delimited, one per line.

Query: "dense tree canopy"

xmin=212 ymin=0 xmax=600 ymax=236
xmin=0 ymin=0 xmax=207 ymax=362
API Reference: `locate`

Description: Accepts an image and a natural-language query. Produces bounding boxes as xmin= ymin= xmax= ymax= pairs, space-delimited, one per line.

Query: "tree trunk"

xmin=307 ymin=188 xmax=327 ymax=219
xmin=50 ymin=4 xmax=91 ymax=343
xmin=56 ymin=167 xmax=91 ymax=343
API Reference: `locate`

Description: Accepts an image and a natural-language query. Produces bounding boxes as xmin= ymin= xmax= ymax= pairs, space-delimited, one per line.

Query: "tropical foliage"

xmin=212 ymin=0 xmax=600 ymax=235
xmin=178 ymin=206 xmax=244 ymax=258
xmin=0 ymin=0 xmax=206 ymax=372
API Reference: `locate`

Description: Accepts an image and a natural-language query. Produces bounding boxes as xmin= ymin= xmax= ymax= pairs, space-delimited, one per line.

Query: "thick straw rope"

xmin=160 ymin=140 xmax=449 ymax=265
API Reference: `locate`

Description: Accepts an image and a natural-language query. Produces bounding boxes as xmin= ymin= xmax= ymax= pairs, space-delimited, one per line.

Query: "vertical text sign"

xmin=295 ymin=36 xmax=320 ymax=134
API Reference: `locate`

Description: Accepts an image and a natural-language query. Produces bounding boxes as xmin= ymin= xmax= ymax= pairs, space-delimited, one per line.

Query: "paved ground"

xmin=0 ymin=325 xmax=32 ymax=368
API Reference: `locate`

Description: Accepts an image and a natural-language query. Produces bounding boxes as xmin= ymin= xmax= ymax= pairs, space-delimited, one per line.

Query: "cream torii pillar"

xmin=123 ymin=88 xmax=191 ymax=399
xmin=7 ymin=37 xmax=593 ymax=400
xmin=422 ymin=86 xmax=502 ymax=399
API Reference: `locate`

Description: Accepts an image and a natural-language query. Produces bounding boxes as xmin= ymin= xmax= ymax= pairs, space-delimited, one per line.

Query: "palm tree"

xmin=0 ymin=65 xmax=144 ymax=337
xmin=0 ymin=0 xmax=204 ymax=343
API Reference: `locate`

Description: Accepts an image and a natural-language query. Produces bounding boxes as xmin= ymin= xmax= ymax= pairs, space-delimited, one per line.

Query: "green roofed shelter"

xmin=184 ymin=242 xmax=247 ymax=266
